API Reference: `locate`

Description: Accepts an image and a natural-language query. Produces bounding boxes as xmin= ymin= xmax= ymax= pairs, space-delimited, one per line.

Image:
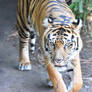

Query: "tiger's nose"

xmin=55 ymin=58 xmax=63 ymax=63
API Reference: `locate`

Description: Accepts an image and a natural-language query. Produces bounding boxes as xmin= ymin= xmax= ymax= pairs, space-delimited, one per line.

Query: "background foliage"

xmin=69 ymin=0 xmax=92 ymax=24
xmin=69 ymin=0 xmax=92 ymax=36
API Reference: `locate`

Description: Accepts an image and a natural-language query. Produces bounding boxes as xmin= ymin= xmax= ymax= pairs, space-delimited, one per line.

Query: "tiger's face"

xmin=43 ymin=18 xmax=83 ymax=67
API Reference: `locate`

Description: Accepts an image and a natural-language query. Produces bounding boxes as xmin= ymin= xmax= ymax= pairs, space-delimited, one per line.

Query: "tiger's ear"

xmin=72 ymin=19 xmax=82 ymax=33
xmin=43 ymin=15 xmax=54 ymax=28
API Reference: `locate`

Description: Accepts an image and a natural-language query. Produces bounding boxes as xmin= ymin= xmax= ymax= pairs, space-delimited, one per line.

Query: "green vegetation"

xmin=69 ymin=0 xmax=92 ymax=37
xmin=69 ymin=0 xmax=92 ymax=24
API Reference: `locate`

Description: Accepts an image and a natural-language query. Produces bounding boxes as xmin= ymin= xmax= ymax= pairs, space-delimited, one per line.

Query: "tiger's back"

xmin=17 ymin=0 xmax=76 ymax=38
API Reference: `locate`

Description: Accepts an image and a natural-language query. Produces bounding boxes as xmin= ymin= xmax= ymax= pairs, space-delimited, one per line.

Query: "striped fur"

xmin=17 ymin=0 xmax=83 ymax=92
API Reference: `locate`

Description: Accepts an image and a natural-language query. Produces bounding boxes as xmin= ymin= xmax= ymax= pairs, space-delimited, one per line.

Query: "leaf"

xmin=74 ymin=2 xmax=79 ymax=11
xmin=69 ymin=3 xmax=75 ymax=9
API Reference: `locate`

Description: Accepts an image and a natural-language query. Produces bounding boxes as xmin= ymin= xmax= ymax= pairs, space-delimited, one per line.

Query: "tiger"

xmin=17 ymin=0 xmax=83 ymax=92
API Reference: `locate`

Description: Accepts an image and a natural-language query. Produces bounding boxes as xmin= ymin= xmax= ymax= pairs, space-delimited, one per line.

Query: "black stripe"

xmin=39 ymin=0 xmax=59 ymax=16
xmin=20 ymin=40 xmax=26 ymax=44
xmin=17 ymin=17 xmax=29 ymax=38
xmin=67 ymin=69 xmax=73 ymax=72
xmin=26 ymin=0 xmax=29 ymax=18
xmin=48 ymin=4 xmax=58 ymax=8
xmin=67 ymin=30 xmax=71 ymax=33
xmin=18 ymin=32 xmax=25 ymax=39
xmin=18 ymin=11 xmax=30 ymax=32
xmin=64 ymin=34 xmax=68 ymax=36
xmin=47 ymin=7 xmax=60 ymax=13
xmin=30 ymin=43 xmax=35 ymax=47
xmin=22 ymin=0 xmax=26 ymax=19
xmin=30 ymin=3 xmax=36 ymax=18
xmin=22 ymin=0 xmax=24 ymax=19
xmin=39 ymin=0 xmax=48 ymax=17
xmin=71 ymin=35 xmax=74 ymax=39
xmin=57 ymin=0 xmax=62 ymax=3
xmin=66 ymin=0 xmax=72 ymax=5
xmin=29 ymin=0 xmax=37 ymax=18
xmin=30 ymin=34 xmax=35 ymax=39
xmin=30 ymin=0 xmax=40 ymax=18
xmin=76 ymin=37 xmax=79 ymax=50
xmin=72 ymin=19 xmax=80 ymax=25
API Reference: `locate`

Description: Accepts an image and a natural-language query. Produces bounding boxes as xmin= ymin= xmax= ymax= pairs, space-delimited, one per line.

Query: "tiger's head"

xmin=43 ymin=16 xmax=83 ymax=67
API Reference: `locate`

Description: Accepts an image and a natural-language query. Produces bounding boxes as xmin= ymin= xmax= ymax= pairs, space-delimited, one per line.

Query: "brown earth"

xmin=0 ymin=0 xmax=92 ymax=92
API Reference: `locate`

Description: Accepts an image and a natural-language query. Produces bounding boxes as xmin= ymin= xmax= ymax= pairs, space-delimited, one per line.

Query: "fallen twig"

xmin=80 ymin=58 xmax=92 ymax=63
xmin=8 ymin=31 xmax=18 ymax=38
xmin=86 ymin=40 xmax=92 ymax=43
xmin=83 ymin=77 xmax=92 ymax=81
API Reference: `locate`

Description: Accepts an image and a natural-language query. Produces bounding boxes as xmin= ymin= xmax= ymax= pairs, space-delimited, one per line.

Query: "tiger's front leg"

xmin=18 ymin=34 xmax=31 ymax=71
xmin=44 ymin=56 xmax=68 ymax=92
xmin=68 ymin=55 xmax=83 ymax=92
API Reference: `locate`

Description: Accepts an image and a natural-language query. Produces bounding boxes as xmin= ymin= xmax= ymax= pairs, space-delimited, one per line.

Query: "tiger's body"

xmin=17 ymin=0 xmax=83 ymax=92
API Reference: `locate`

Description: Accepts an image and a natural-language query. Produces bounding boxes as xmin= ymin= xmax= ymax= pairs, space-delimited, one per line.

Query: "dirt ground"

xmin=0 ymin=0 xmax=92 ymax=92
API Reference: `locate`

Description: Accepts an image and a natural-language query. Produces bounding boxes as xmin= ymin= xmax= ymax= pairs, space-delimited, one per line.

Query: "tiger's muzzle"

xmin=54 ymin=58 xmax=65 ymax=67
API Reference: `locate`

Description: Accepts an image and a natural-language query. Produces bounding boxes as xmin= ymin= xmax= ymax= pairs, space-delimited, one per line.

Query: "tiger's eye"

xmin=69 ymin=43 xmax=73 ymax=48
xmin=48 ymin=16 xmax=53 ymax=23
xmin=67 ymin=30 xmax=71 ymax=33
xmin=70 ymin=43 xmax=73 ymax=46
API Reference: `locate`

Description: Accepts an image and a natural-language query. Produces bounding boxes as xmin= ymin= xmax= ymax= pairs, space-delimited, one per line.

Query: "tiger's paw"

xmin=19 ymin=62 xmax=32 ymax=71
xmin=47 ymin=79 xmax=53 ymax=88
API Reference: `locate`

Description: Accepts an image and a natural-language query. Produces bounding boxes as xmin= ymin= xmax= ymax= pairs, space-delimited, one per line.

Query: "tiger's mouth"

xmin=55 ymin=64 xmax=73 ymax=73
xmin=55 ymin=64 xmax=67 ymax=67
